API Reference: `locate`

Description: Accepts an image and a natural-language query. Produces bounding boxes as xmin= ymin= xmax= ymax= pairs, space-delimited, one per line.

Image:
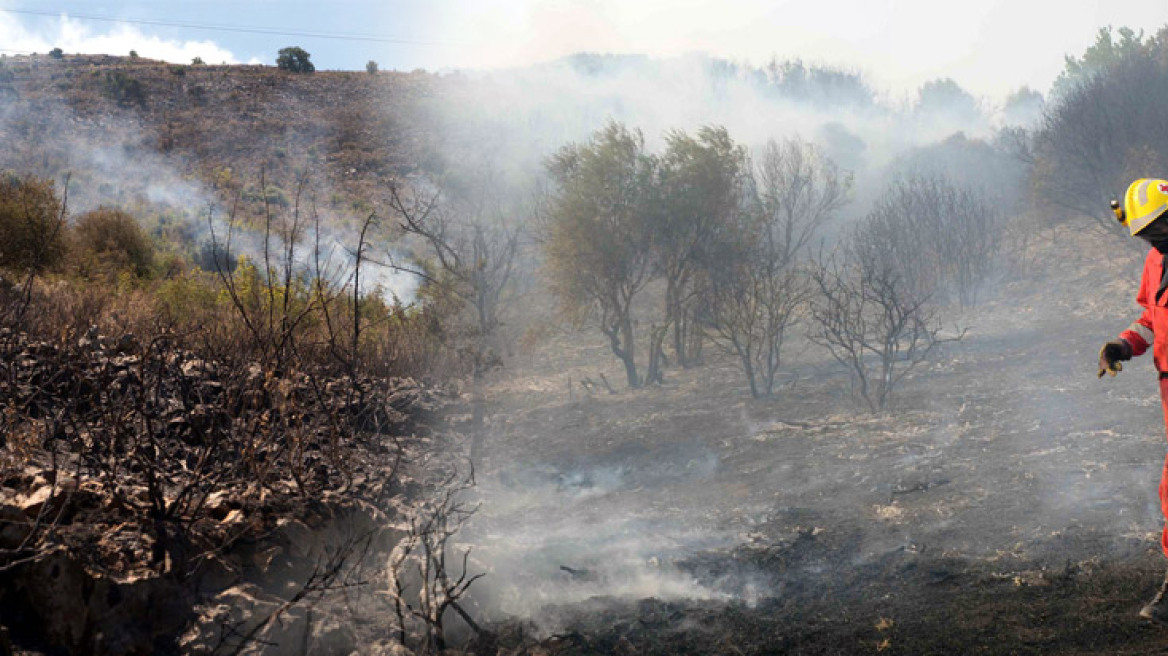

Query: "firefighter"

xmin=1100 ymin=177 xmax=1168 ymax=624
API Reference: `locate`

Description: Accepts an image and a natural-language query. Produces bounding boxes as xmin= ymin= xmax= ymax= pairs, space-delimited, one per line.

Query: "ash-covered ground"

xmin=454 ymin=248 xmax=1168 ymax=654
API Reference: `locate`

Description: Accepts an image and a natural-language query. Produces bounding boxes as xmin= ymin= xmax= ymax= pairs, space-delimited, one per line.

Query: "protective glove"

xmin=1098 ymin=339 xmax=1133 ymax=378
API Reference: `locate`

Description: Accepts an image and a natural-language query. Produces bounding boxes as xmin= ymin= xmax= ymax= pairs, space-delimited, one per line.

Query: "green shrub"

xmin=366 ymin=60 xmax=378 ymax=74
xmin=49 ymin=47 xmax=64 ymax=60
xmin=155 ymin=271 xmax=218 ymax=324
xmin=72 ymin=207 xmax=155 ymax=278
xmin=191 ymin=56 xmax=205 ymax=66
xmin=0 ymin=174 xmax=66 ymax=273
xmin=242 ymin=184 xmax=290 ymax=207
xmin=103 ymin=71 xmax=146 ymax=107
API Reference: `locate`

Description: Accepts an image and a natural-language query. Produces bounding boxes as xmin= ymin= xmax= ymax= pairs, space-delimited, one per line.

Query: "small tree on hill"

xmin=366 ymin=60 xmax=379 ymax=74
xmin=49 ymin=47 xmax=63 ymax=60
xmin=915 ymin=77 xmax=981 ymax=125
xmin=277 ymin=46 xmax=315 ymax=73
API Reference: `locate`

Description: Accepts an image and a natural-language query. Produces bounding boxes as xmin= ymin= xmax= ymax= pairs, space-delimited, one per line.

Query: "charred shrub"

xmin=707 ymin=138 xmax=851 ymax=398
xmin=872 ymin=176 xmax=1002 ymax=307
xmin=809 ymin=193 xmax=964 ymax=413
xmin=195 ymin=239 xmax=238 ymax=274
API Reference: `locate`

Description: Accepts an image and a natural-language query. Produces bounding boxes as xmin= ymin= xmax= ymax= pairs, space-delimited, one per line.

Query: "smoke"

xmin=208 ymin=221 xmax=418 ymax=303
xmin=427 ymin=54 xmax=997 ymax=175
xmin=413 ymin=52 xmax=1018 ymax=237
xmin=0 ymin=92 xmax=419 ymax=302
xmin=463 ymin=441 xmax=735 ymax=631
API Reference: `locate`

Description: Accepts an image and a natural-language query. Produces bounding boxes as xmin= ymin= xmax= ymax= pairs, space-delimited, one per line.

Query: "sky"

xmin=0 ymin=0 xmax=1166 ymax=101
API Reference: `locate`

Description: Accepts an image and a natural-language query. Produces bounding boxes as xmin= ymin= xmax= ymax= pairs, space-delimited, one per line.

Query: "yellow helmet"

xmin=1114 ymin=178 xmax=1168 ymax=236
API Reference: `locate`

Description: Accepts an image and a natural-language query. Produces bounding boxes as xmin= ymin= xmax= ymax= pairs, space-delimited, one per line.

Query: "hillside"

xmin=0 ymin=54 xmax=439 ymax=214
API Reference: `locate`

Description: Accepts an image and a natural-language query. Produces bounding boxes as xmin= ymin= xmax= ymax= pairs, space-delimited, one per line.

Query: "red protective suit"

xmin=1119 ymin=248 xmax=1168 ymax=557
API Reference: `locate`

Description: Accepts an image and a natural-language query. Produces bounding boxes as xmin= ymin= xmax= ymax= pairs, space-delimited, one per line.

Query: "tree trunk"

xmin=620 ymin=316 xmax=640 ymax=388
xmin=645 ymin=323 xmax=669 ymax=386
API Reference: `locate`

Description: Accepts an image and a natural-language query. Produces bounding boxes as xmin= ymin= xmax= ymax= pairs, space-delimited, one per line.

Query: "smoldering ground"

xmin=452 ymin=254 xmax=1168 ymax=650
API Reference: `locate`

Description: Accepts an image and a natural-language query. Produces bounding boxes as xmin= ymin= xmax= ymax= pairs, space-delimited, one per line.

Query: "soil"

xmin=462 ymin=246 xmax=1168 ymax=654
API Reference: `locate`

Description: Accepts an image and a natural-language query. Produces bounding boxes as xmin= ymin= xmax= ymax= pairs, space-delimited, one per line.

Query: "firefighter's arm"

xmin=1118 ymin=312 xmax=1153 ymax=357
xmin=1102 ymin=258 xmax=1155 ymax=377
xmin=1120 ymin=255 xmax=1156 ymax=358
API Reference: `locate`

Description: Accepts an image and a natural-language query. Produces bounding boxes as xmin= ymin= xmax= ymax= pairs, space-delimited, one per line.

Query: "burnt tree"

xmin=809 ymin=190 xmax=962 ymax=412
xmin=707 ymin=138 xmax=850 ymax=398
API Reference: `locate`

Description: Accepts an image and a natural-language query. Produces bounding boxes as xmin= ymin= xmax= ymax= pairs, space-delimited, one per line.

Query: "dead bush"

xmin=809 ymin=203 xmax=964 ymax=413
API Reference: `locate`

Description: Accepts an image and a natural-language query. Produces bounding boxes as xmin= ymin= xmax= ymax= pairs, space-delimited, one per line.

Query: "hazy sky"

xmin=1 ymin=0 xmax=1166 ymax=100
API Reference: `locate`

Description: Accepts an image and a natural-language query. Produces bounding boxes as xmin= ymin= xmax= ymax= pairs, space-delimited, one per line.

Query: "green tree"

xmin=1051 ymin=26 xmax=1144 ymax=99
xmin=545 ymin=121 xmax=659 ymax=388
xmin=915 ymin=77 xmax=980 ymax=124
xmin=366 ymin=60 xmax=379 ymax=74
xmin=276 ymin=46 xmax=315 ymax=73
xmin=191 ymin=56 xmax=204 ymax=66
xmin=657 ymin=125 xmax=748 ymax=369
xmin=48 ymin=47 xmax=63 ymax=60
xmin=1032 ymin=25 xmax=1168 ymax=234
xmin=1002 ymin=86 xmax=1044 ymax=126
xmin=196 ymin=239 xmax=238 ymax=274
xmin=103 ymin=71 xmax=146 ymax=107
